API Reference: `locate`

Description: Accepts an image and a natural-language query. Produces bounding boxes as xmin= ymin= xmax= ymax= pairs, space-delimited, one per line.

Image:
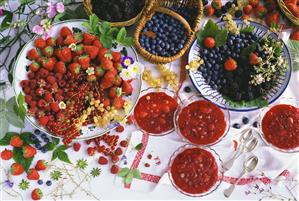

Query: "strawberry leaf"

xmin=13 ymin=147 xmax=33 ymax=173
xmin=132 ymin=169 xmax=141 ymax=179
xmin=215 ymin=29 xmax=228 ymax=47
xmin=57 ymin=151 xmax=72 ymax=164
xmin=124 ymin=171 xmax=134 ymax=184
xmin=0 ymin=132 xmax=18 ymax=146
xmin=20 ymin=132 xmax=34 ymax=145
xmin=118 ymin=167 xmax=130 ymax=177
xmin=134 ymin=143 xmax=143 ymax=151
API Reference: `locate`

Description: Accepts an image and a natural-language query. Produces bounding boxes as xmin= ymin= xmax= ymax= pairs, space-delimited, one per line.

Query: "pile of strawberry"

xmin=21 ymin=26 xmax=133 ymax=145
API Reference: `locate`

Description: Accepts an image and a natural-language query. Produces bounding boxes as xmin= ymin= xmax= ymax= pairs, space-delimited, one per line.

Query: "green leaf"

xmin=223 ymin=96 xmax=268 ymax=108
xmin=100 ymin=34 xmax=113 ymax=49
xmin=132 ymin=169 xmax=141 ymax=179
xmin=0 ymin=10 xmax=13 ymax=31
xmin=0 ymin=132 xmax=18 ymax=146
xmin=53 ymin=13 xmax=65 ymax=23
xmin=63 ymin=0 xmax=72 ymax=5
xmin=6 ymin=97 xmax=16 ymax=112
xmin=82 ymin=22 xmax=92 ymax=32
xmin=56 ymin=145 xmax=67 ymax=151
xmin=215 ymin=29 xmax=228 ymax=47
xmin=57 ymin=151 xmax=72 ymax=164
xmin=118 ymin=167 xmax=130 ymax=177
xmin=52 ymin=137 xmax=60 ymax=145
xmin=240 ymin=25 xmax=255 ymax=33
xmin=43 ymin=142 xmax=56 ymax=151
xmin=241 ymin=43 xmax=257 ymax=57
xmin=0 ymin=118 xmax=9 ymax=140
xmin=20 ymin=132 xmax=34 ymax=145
xmin=13 ymin=147 xmax=33 ymax=172
xmin=6 ymin=111 xmax=25 ymax=128
xmin=52 ymin=149 xmax=59 ymax=161
xmin=116 ymin=27 xmax=127 ymax=41
xmin=134 ymin=143 xmax=143 ymax=151
xmin=99 ymin=21 xmax=111 ymax=34
xmin=90 ymin=14 xmax=100 ymax=34
xmin=107 ymin=27 xmax=120 ymax=38
xmin=286 ymin=40 xmax=299 ymax=71
xmin=124 ymin=171 xmax=134 ymax=184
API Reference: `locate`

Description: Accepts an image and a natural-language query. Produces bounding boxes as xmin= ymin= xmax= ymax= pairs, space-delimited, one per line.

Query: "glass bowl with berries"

xmin=258 ymin=98 xmax=299 ymax=153
xmin=174 ymin=94 xmax=230 ymax=146
xmin=168 ymin=144 xmax=224 ymax=197
xmin=188 ymin=19 xmax=292 ymax=112
xmin=13 ymin=19 xmax=143 ymax=145
xmin=133 ymin=87 xmax=180 ymax=136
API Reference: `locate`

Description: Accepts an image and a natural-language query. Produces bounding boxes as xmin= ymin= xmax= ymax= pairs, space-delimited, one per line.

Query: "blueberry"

xmin=253 ymin=121 xmax=258 ymax=128
xmin=35 ymin=143 xmax=42 ymax=149
xmin=215 ymin=9 xmax=222 ymax=18
xmin=31 ymin=135 xmax=37 ymax=142
xmin=37 ymin=180 xmax=43 ymax=185
xmin=233 ymin=123 xmax=241 ymax=129
xmin=46 ymin=180 xmax=52 ymax=186
xmin=242 ymin=117 xmax=249 ymax=124
xmin=225 ymin=2 xmax=232 ymax=8
xmin=41 ymin=147 xmax=48 ymax=153
xmin=221 ymin=5 xmax=228 ymax=13
xmin=34 ymin=129 xmax=41 ymax=135
xmin=41 ymin=133 xmax=47 ymax=139
xmin=202 ymin=0 xmax=208 ymax=6
xmin=178 ymin=44 xmax=183 ymax=49
xmin=235 ymin=10 xmax=243 ymax=18
xmin=183 ymin=86 xmax=191 ymax=93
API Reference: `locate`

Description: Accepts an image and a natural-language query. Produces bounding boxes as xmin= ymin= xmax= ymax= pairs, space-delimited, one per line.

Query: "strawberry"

xmin=54 ymin=61 xmax=67 ymax=74
xmin=243 ymin=4 xmax=253 ymax=15
xmin=41 ymin=57 xmax=56 ymax=71
xmin=211 ymin=0 xmax=222 ymax=9
xmin=255 ymin=5 xmax=267 ymax=18
xmin=27 ymin=48 xmax=40 ymax=60
xmin=100 ymin=57 xmax=113 ymax=70
xmin=114 ymin=62 xmax=123 ymax=72
xmin=264 ymin=0 xmax=277 ymax=12
xmin=101 ymin=71 xmax=115 ymax=89
xmin=286 ymin=3 xmax=299 ymax=18
xmin=111 ymin=155 xmax=119 ymax=163
xmin=1 ymin=149 xmax=13 ymax=160
xmin=42 ymin=46 xmax=54 ymax=57
xmin=34 ymin=38 xmax=46 ymax=49
xmin=265 ymin=11 xmax=280 ymax=27
xmin=10 ymin=135 xmax=23 ymax=147
xmin=50 ymin=102 xmax=60 ymax=112
xmin=27 ymin=168 xmax=40 ymax=180
xmin=75 ymin=44 xmax=84 ymax=56
xmin=116 ymin=125 xmax=124 ymax=133
xmin=249 ymin=52 xmax=259 ymax=65
xmin=290 ymin=29 xmax=299 ymax=41
xmin=122 ymin=80 xmax=133 ymax=95
xmin=110 ymin=165 xmax=119 ymax=174
xmin=73 ymin=143 xmax=81 ymax=152
xmin=249 ymin=0 xmax=259 ymax=7
xmin=120 ymin=140 xmax=128 ymax=147
xmin=59 ymin=47 xmax=72 ymax=62
xmin=69 ymin=62 xmax=81 ymax=74
xmin=74 ymin=32 xmax=83 ymax=43
xmin=98 ymin=48 xmax=108 ymax=60
xmin=224 ymin=57 xmax=238 ymax=71
xmin=98 ymin=156 xmax=108 ymax=165
xmin=23 ymin=145 xmax=37 ymax=158
xmin=87 ymin=74 xmax=97 ymax=82
xmin=31 ymin=188 xmax=43 ymax=200
xmin=284 ymin=0 xmax=297 ymax=3
xmin=29 ymin=62 xmax=40 ymax=72
xmin=64 ymin=35 xmax=76 ymax=45
xmin=83 ymin=33 xmax=96 ymax=45
xmin=111 ymin=51 xmax=122 ymax=62
xmin=113 ymin=96 xmax=125 ymax=110
xmin=56 ymin=36 xmax=64 ymax=46
xmin=35 ymin=160 xmax=47 ymax=171
xmin=46 ymin=37 xmax=56 ymax=46
xmin=204 ymin=5 xmax=215 ymax=16
xmin=203 ymin=37 xmax=216 ymax=49
xmin=93 ymin=39 xmax=103 ymax=48
xmin=109 ymin=87 xmax=118 ymax=98
xmin=113 ymin=75 xmax=122 ymax=86
xmin=115 ymin=147 xmax=123 ymax=155
xmin=95 ymin=66 xmax=105 ymax=77
xmin=84 ymin=45 xmax=99 ymax=59
xmin=78 ymin=55 xmax=90 ymax=70
xmin=38 ymin=116 xmax=50 ymax=126
xmin=47 ymin=75 xmax=56 ymax=84
xmin=11 ymin=163 xmax=24 ymax=175
xmin=60 ymin=26 xmax=72 ymax=38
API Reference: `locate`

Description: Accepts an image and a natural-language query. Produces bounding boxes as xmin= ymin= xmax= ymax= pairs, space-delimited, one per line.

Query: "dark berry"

xmin=232 ymin=123 xmax=241 ymax=129
xmin=41 ymin=133 xmax=47 ymax=139
xmin=225 ymin=2 xmax=232 ymax=8
xmin=183 ymin=86 xmax=191 ymax=93
xmin=235 ymin=10 xmax=243 ymax=18
xmin=215 ymin=9 xmax=222 ymax=18
xmin=34 ymin=129 xmax=41 ymax=135
xmin=242 ymin=117 xmax=249 ymax=124
xmin=37 ymin=180 xmax=43 ymax=185
xmin=44 ymin=137 xmax=50 ymax=143
xmin=202 ymin=0 xmax=208 ymax=6
xmin=41 ymin=147 xmax=48 ymax=153
xmin=30 ymin=135 xmax=38 ymax=142
xmin=253 ymin=121 xmax=258 ymax=128
xmin=46 ymin=180 xmax=52 ymax=186
xmin=35 ymin=143 xmax=42 ymax=149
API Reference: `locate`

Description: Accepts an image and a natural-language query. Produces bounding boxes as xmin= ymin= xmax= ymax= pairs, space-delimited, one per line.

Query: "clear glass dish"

xmin=133 ymin=87 xmax=181 ymax=136
xmin=174 ymin=94 xmax=230 ymax=146
xmin=168 ymin=144 xmax=224 ymax=197
xmin=258 ymin=97 xmax=299 ymax=153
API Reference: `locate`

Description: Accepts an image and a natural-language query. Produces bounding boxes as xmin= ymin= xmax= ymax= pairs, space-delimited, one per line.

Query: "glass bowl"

xmin=174 ymin=94 xmax=230 ymax=146
xmin=133 ymin=87 xmax=181 ymax=136
xmin=168 ymin=144 xmax=224 ymax=197
xmin=258 ymin=98 xmax=299 ymax=153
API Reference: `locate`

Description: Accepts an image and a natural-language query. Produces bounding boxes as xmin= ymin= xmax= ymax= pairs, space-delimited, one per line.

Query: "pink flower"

xmin=32 ymin=25 xmax=44 ymax=35
xmin=0 ymin=8 xmax=4 ymax=17
xmin=56 ymin=2 xmax=64 ymax=13
xmin=42 ymin=27 xmax=53 ymax=40
xmin=47 ymin=2 xmax=57 ymax=18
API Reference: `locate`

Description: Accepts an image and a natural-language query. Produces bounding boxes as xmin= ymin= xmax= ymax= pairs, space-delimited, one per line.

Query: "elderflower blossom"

xmin=185 ymin=58 xmax=204 ymax=71
xmin=69 ymin=43 xmax=77 ymax=51
xmin=86 ymin=67 xmax=95 ymax=75
xmin=59 ymin=101 xmax=66 ymax=109
xmin=223 ymin=14 xmax=239 ymax=34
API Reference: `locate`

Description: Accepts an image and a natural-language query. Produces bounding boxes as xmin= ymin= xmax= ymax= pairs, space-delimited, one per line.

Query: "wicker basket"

xmin=133 ymin=0 xmax=203 ymax=64
xmin=277 ymin=0 xmax=299 ymax=26
xmin=83 ymin=0 xmax=148 ymax=27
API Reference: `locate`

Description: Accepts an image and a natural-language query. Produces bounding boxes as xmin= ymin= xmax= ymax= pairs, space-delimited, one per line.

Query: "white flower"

xmin=59 ymin=101 xmax=66 ymax=109
xmin=68 ymin=43 xmax=77 ymax=51
xmin=86 ymin=67 xmax=94 ymax=75
xmin=119 ymin=69 xmax=133 ymax=80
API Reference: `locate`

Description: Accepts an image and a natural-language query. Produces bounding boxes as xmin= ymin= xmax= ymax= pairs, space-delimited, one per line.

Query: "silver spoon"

xmin=223 ymin=129 xmax=254 ymax=171
xmin=223 ymin=156 xmax=258 ymax=198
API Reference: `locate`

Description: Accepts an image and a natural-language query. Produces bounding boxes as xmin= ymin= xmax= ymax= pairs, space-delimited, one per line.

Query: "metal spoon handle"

xmin=223 ymin=170 xmax=246 ymax=198
xmin=223 ymin=145 xmax=244 ymax=171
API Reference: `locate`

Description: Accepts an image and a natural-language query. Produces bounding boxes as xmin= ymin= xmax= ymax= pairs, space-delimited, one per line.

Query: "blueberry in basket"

xmin=139 ymin=13 xmax=188 ymax=57
xmin=195 ymin=19 xmax=287 ymax=104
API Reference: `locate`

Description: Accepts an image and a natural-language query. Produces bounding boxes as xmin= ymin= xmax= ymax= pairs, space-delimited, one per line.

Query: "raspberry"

xmin=50 ymin=102 xmax=60 ymax=113
xmin=46 ymin=75 xmax=56 ymax=84
xmin=73 ymin=143 xmax=81 ymax=152
xmin=114 ymin=147 xmax=123 ymax=156
xmin=25 ymin=95 xmax=32 ymax=104
xmin=110 ymin=165 xmax=119 ymax=174
xmin=116 ymin=125 xmax=124 ymax=133
xmin=87 ymin=147 xmax=96 ymax=156
xmin=120 ymin=140 xmax=128 ymax=147
xmin=98 ymin=156 xmax=108 ymax=165
xmin=56 ymin=112 xmax=65 ymax=120
xmin=55 ymin=73 xmax=63 ymax=80
xmin=44 ymin=92 xmax=53 ymax=102
xmin=111 ymin=155 xmax=119 ymax=163
xmin=20 ymin=80 xmax=30 ymax=87
xmin=38 ymin=99 xmax=47 ymax=108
